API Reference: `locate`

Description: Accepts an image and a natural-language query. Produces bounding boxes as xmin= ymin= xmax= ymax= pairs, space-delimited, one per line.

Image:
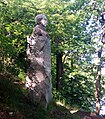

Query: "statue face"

xmin=40 ymin=18 xmax=47 ymax=26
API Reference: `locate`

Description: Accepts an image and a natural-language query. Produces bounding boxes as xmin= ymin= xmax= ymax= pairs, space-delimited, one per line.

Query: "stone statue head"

xmin=35 ymin=14 xmax=47 ymax=26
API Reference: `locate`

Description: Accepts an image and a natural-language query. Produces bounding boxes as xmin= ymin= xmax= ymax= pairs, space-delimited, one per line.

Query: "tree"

xmin=1 ymin=0 xmax=105 ymax=112
xmin=95 ymin=13 xmax=105 ymax=114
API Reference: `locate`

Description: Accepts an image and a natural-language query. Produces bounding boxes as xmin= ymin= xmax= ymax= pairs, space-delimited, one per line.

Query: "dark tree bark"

xmin=56 ymin=52 xmax=63 ymax=90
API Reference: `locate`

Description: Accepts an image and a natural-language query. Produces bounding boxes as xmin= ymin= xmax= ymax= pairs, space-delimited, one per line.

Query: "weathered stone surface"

xmin=26 ymin=14 xmax=52 ymax=108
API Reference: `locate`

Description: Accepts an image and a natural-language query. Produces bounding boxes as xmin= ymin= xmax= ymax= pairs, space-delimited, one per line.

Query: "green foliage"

xmin=0 ymin=0 xmax=105 ymax=115
xmin=62 ymin=74 xmax=94 ymax=110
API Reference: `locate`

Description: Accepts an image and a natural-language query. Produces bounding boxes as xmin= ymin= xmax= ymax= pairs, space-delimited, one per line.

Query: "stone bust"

xmin=32 ymin=14 xmax=48 ymax=37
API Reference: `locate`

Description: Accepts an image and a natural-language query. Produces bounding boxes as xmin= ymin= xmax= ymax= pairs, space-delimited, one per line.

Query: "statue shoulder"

xmin=33 ymin=25 xmax=48 ymax=37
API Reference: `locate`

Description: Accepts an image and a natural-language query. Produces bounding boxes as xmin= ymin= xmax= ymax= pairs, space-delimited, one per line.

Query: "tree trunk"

xmin=56 ymin=52 xmax=63 ymax=90
xmin=95 ymin=41 xmax=103 ymax=115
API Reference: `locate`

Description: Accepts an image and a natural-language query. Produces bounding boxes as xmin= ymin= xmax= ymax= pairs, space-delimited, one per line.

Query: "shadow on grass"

xmin=0 ymin=73 xmax=85 ymax=119
xmin=0 ymin=73 xmax=34 ymax=119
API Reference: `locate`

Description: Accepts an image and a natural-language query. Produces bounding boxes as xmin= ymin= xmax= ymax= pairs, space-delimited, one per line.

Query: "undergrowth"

xmin=0 ymin=73 xmax=85 ymax=119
